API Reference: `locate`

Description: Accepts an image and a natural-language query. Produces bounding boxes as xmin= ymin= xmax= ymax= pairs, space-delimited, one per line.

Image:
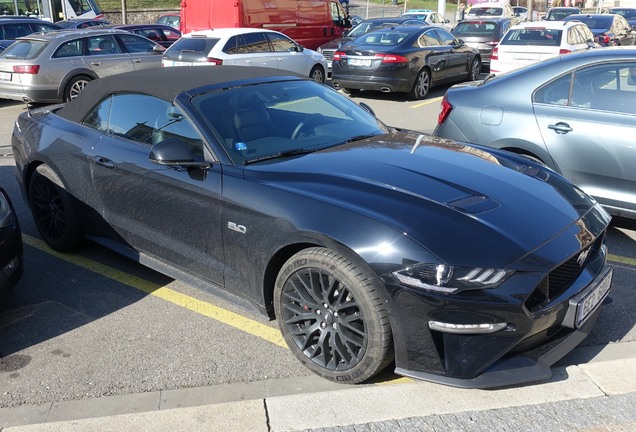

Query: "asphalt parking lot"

xmin=0 ymin=75 xmax=635 ymax=431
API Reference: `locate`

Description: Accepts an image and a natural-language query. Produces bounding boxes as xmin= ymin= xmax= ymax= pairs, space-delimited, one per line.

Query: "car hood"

xmin=245 ymin=132 xmax=596 ymax=268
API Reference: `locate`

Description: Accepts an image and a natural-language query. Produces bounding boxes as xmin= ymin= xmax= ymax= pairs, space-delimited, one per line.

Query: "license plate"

xmin=348 ymin=58 xmax=371 ymax=67
xmin=0 ymin=71 xmax=11 ymax=81
xmin=576 ymin=268 xmax=612 ymax=327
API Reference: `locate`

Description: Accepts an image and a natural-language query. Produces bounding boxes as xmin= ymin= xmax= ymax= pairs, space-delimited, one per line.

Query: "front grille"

xmin=525 ymin=233 xmax=605 ymax=312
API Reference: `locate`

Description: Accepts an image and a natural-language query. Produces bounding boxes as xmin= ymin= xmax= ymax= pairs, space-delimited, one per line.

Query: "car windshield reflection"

xmin=191 ymin=80 xmax=387 ymax=165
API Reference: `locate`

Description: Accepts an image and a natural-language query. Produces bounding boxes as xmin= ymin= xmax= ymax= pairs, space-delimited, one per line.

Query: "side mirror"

xmin=150 ymin=137 xmax=209 ymax=168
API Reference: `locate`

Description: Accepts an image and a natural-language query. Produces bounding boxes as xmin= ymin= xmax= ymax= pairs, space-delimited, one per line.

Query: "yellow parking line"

xmin=22 ymin=234 xmax=288 ymax=349
xmin=609 ymin=254 xmax=636 ymax=267
xmin=410 ymin=96 xmax=442 ymax=109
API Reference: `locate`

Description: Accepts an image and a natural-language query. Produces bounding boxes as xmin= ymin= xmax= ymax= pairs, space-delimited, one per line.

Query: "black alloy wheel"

xmin=28 ymin=165 xmax=84 ymax=251
xmin=274 ymin=247 xmax=393 ymax=384
xmin=469 ymin=56 xmax=482 ymax=81
xmin=410 ymin=68 xmax=431 ymax=100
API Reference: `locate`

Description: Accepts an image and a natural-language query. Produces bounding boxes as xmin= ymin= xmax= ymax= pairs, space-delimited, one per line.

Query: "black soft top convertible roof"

xmin=56 ymin=66 xmax=304 ymax=123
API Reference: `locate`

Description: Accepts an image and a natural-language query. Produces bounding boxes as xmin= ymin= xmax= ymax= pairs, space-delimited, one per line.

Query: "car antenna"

xmin=410 ymin=134 xmax=426 ymax=154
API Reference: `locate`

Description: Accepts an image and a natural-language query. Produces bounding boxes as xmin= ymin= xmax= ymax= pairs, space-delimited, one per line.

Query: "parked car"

xmin=12 ymin=66 xmax=613 ymax=387
xmin=331 ymin=25 xmax=481 ymax=100
xmin=156 ymin=13 xmax=180 ymax=30
xmin=162 ymin=28 xmax=327 ymax=83
xmin=542 ymin=7 xmax=581 ymax=21
xmin=435 ymin=47 xmax=636 ymax=219
xmin=489 ymin=20 xmax=595 ymax=75
xmin=399 ymin=9 xmax=453 ymax=31
xmin=0 ymin=29 xmax=165 ymax=103
xmin=512 ymin=6 xmax=539 ymax=21
xmin=451 ymin=18 xmax=514 ymax=71
xmin=465 ymin=2 xmax=517 ymax=21
xmin=317 ymin=17 xmax=426 ymax=73
xmin=563 ymin=14 xmax=636 ymax=46
xmin=110 ymin=24 xmax=181 ymax=48
xmin=0 ymin=17 xmax=62 ymax=52
xmin=0 ymin=186 xmax=22 ymax=302
xmin=56 ymin=18 xmax=111 ymax=29
xmin=608 ymin=7 xmax=636 ymax=27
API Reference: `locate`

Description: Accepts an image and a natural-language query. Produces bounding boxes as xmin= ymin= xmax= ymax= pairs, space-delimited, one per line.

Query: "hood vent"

xmin=447 ymin=195 xmax=501 ymax=215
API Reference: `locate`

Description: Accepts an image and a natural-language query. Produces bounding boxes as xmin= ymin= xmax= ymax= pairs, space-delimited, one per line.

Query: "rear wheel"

xmin=29 ymin=165 xmax=84 ymax=251
xmin=274 ymin=247 xmax=393 ymax=384
xmin=64 ymin=75 xmax=92 ymax=102
xmin=410 ymin=68 xmax=430 ymax=100
xmin=469 ymin=56 xmax=481 ymax=81
xmin=309 ymin=65 xmax=326 ymax=83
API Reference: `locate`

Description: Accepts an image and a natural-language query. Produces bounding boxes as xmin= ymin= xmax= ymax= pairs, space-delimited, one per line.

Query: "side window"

xmin=580 ymin=25 xmax=594 ymax=42
xmin=32 ymin=23 xmax=61 ymax=33
xmin=418 ymin=30 xmax=440 ymax=47
xmin=267 ymin=32 xmax=296 ymax=52
xmin=3 ymin=23 xmax=32 ymax=39
xmin=534 ymin=73 xmax=572 ymax=106
xmin=236 ymin=32 xmax=271 ymax=54
xmin=82 ymin=95 xmax=113 ymax=132
xmin=223 ymin=36 xmax=239 ymax=54
xmin=53 ymin=39 xmax=84 ymax=58
xmin=117 ymin=34 xmax=156 ymax=53
xmin=87 ymin=35 xmax=121 ymax=55
xmin=567 ymin=27 xmax=581 ymax=45
xmin=162 ymin=28 xmax=181 ymax=41
xmin=434 ymin=29 xmax=456 ymax=45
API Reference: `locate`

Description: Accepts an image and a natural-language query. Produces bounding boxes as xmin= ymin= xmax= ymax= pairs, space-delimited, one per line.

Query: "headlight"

xmin=0 ymin=192 xmax=15 ymax=229
xmin=392 ymin=264 xmax=510 ymax=294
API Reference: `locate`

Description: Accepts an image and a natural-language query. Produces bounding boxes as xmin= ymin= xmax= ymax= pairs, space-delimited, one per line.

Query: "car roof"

xmin=16 ymin=28 xmax=148 ymax=42
xmin=56 ymin=66 xmax=306 ymax=123
xmin=185 ymin=28 xmax=281 ymax=38
xmin=457 ymin=17 xmax=512 ymax=23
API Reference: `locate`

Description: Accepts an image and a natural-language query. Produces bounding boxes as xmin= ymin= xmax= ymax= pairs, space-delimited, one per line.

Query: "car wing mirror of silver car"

xmin=150 ymin=137 xmax=210 ymax=169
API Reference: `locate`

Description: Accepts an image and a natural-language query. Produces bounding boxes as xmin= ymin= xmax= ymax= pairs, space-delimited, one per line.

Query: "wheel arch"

xmin=57 ymin=69 xmax=98 ymax=101
xmin=497 ymin=142 xmax=559 ymax=172
xmin=309 ymin=63 xmax=326 ymax=82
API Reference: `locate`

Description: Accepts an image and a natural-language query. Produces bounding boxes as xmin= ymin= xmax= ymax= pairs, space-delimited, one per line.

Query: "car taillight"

xmin=207 ymin=58 xmax=223 ymax=65
xmin=333 ymin=51 xmax=345 ymax=61
xmin=559 ymin=49 xmax=571 ymax=55
xmin=491 ymin=47 xmax=498 ymax=60
xmin=438 ymin=94 xmax=453 ymax=126
xmin=13 ymin=65 xmax=40 ymax=74
xmin=374 ymin=53 xmax=409 ymax=64
xmin=486 ymin=41 xmax=499 ymax=46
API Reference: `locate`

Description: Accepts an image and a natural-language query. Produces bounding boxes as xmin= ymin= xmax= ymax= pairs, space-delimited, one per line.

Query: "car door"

xmin=115 ymin=33 xmax=164 ymax=70
xmin=83 ymin=34 xmax=135 ymax=78
xmin=532 ymin=62 xmax=636 ymax=214
xmin=432 ymin=29 xmax=469 ymax=78
xmin=83 ymin=93 xmax=225 ymax=285
xmin=222 ymin=32 xmax=279 ymax=68
xmin=266 ymin=31 xmax=309 ymax=75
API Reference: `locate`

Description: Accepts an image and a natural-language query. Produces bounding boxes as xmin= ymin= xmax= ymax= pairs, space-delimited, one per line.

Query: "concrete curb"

xmin=2 ymin=341 xmax=635 ymax=431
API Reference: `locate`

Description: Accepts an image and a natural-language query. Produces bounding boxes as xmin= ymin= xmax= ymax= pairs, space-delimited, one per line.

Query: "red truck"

xmin=179 ymin=0 xmax=351 ymax=50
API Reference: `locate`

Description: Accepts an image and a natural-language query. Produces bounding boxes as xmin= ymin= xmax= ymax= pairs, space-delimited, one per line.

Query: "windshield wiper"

xmin=343 ymin=133 xmax=378 ymax=144
xmin=243 ymin=147 xmax=317 ymax=165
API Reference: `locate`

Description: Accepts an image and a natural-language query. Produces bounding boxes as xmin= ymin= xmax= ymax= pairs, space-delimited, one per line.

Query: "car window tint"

xmin=87 ymin=35 xmax=120 ymax=55
xmin=267 ymin=32 xmax=296 ymax=52
xmin=418 ymin=30 xmax=440 ymax=46
xmin=162 ymin=28 xmax=181 ymax=41
xmin=53 ymin=39 xmax=84 ymax=58
xmin=534 ymin=73 xmax=572 ymax=106
xmin=1 ymin=23 xmax=32 ymax=39
xmin=236 ymin=32 xmax=271 ymax=54
xmin=576 ymin=64 xmax=636 ymax=114
xmin=117 ymin=33 xmax=156 ymax=53
xmin=434 ymin=29 xmax=456 ymax=45
xmin=83 ymin=94 xmax=113 ymax=132
xmin=32 ymin=23 xmax=60 ymax=32
xmin=0 ymin=40 xmax=47 ymax=59
xmin=502 ymin=29 xmax=561 ymax=46
xmin=453 ymin=22 xmax=496 ymax=36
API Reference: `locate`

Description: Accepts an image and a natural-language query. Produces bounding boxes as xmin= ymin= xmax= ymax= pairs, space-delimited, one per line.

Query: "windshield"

xmin=452 ymin=21 xmax=497 ymax=37
xmin=0 ymin=40 xmax=48 ymax=59
xmin=191 ymin=80 xmax=387 ymax=165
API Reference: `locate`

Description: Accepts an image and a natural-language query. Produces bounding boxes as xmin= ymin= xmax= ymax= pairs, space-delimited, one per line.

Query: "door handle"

xmin=132 ymin=58 xmax=142 ymax=63
xmin=91 ymin=61 xmax=102 ymax=66
xmin=93 ymin=155 xmax=114 ymax=168
xmin=547 ymin=122 xmax=573 ymax=134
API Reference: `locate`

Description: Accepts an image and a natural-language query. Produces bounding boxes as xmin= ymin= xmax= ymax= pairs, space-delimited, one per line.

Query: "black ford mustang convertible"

xmin=12 ymin=67 xmax=613 ymax=388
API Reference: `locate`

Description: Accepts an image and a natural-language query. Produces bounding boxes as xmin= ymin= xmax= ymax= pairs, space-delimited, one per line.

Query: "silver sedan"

xmin=434 ymin=47 xmax=636 ymax=219
xmin=0 ymin=29 xmax=164 ymax=104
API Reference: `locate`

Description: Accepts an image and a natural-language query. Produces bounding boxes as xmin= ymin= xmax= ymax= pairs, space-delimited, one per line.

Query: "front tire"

xmin=410 ymin=68 xmax=431 ymax=100
xmin=28 ymin=165 xmax=84 ymax=251
xmin=274 ymin=247 xmax=393 ymax=384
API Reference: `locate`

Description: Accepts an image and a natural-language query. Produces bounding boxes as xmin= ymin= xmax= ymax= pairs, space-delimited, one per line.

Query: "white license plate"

xmin=0 ymin=71 xmax=11 ymax=81
xmin=349 ymin=58 xmax=371 ymax=67
xmin=576 ymin=268 xmax=612 ymax=326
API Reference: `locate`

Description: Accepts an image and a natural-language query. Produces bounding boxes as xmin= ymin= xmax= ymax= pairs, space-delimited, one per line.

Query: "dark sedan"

xmin=12 ymin=66 xmax=613 ymax=388
xmin=451 ymin=18 xmax=514 ymax=71
xmin=0 ymin=187 xmax=23 ymax=302
xmin=564 ymin=14 xmax=636 ymax=46
xmin=109 ymin=24 xmax=181 ymax=48
xmin=331 ymin=26 xmax=481 ymax=99
xmin=434 ymin=47 xmax=636 ymax=220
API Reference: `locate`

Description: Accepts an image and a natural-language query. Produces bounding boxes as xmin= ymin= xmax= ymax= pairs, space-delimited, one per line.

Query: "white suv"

xmin=466 ymin=2 xmax=517 ymax=21
xmin=162 ymin=28 xmax=328 ymax=82
xmin=490 ymin=21 xmax=596 ymax=75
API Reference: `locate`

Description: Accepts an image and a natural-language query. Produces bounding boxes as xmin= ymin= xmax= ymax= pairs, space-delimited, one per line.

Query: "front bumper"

xmin=381 ymin=207 xmax=612 ymax=388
